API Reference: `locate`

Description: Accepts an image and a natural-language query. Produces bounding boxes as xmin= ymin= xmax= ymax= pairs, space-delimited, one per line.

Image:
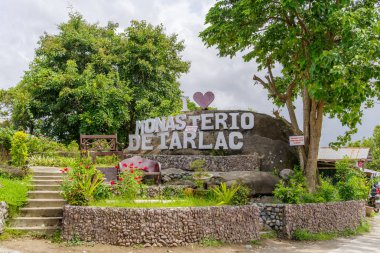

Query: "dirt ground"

xmin=0 ymin=238 xmax=345 ymax=253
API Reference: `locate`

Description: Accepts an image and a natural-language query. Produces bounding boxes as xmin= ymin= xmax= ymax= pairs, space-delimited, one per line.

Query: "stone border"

xmin=124 ymin=154 xmax=261 ymax=172
xmin=258 ymin=201 xmax=366 ymax=238
xmin=0 ymin=202 xmax=7 ymax=234
xmin=62 ymin=205 xmax=260 ymax=246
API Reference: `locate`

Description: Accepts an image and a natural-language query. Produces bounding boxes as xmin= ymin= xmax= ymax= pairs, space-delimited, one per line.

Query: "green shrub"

xmin=336 ymin=159 xmax=368 ymax=201
xmin=93 ymin=183 xmax=112 ymax=200
xmin=95 ymin=155 xmax=119 ymax=166
xmin=274 ymin=166 xmax=341 ymax=204
xmin=10 ymin=131 xmax=28 ymax=168
xmin=315 ymin=178 xmax=340 ymax=202
xmin=190 ymin=159 xmax=206 ymax=171
xmin=0 ymin=127 xmax=15 ymax=152
xmin=231 ymin=184 xmax=250 ymax=205
xmin=273 ymin=168 xmax=308 ymax=204
xmin=61 ymin=163 xmax=106 ymax=206
xmin=0 ymin=166 xmax=29 ymax=179
xmin=66 ymin=140 xmax=80 ymax=154
xmin=212 ymin=182 xmax=240 ymax=205
xmin=26 ymin=135 xmax=67 ymax=155
xmin=28 ymin=155 xmax=90 ymax=167
xmin=162 ymin=186 xmax=184 ymax=199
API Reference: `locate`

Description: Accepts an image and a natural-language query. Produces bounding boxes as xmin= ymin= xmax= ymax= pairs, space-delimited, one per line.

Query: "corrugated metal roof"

xmin=318 ymin=147 xmax=370 ymax=161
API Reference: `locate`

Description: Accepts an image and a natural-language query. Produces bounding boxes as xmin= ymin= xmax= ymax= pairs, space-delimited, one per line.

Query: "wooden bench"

xmin=80 ymin=134 xmax=123 ymax=163
xmin=118 ymin=156 xmax=161 ymax=184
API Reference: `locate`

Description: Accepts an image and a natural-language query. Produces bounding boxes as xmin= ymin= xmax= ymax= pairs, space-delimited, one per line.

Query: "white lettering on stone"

xmin=241 ymin=112 xmax=254 ymax=129
xmin=166 ymin=116 xmax=176 ymax=131
xmin=155 ymin=117 xmax=167 ymax=132
xmin=169 ymin=131 xmax=182 ymax=149
xmin=229 ymin=113 xmax=239 ymax=130
xmin=215 ymin=113 xmax=228 ymax=130
xmin=201 ymin=113 xmax=214 ymax=130
xmin=188 ymin=115 xmax=201 ymax=126
xmin=183 ymin=132 xmax=196 ymax=149
xmin=198 ymin=131 xmax=213 ymax=149
xmin=128 ymin=134 xmax=141 ymax=151
xmin=175 ymin=114 xmax=187 ymax=130
xmin=181 ymin=96 xmax=189 ymax=112
xmin=229 ymin=132 xmax=243 ymax=150
xmin=135 ymin=121 xmax=143 ymax=134
xmin=141 ymin=134 xmax=154 ymax=150
xmin=157 ymin=132 xmax=169 ymax=149
xmin=144 ymin=119 xmax=155 ymax=134
xmin=214 ymin=131 xmax=228 ymax=149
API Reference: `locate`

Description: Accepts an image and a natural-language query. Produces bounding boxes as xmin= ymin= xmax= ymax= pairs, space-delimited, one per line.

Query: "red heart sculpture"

xmin=193 ymin=91 xmax=215 ymax=109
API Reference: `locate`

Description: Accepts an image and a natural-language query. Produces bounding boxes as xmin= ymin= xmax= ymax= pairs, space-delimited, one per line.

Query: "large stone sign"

xmin=128 ymin=110 xmax=298 ymax=172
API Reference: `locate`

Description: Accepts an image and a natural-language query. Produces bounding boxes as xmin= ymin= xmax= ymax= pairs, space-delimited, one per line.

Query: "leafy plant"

xmin=10 ymin=131 xmax=28 ymax=168
xmin=61 ymin=163 xmax=106 ymax=206
xmin=314 ymin=178 xmax=340 ymax=203
xmin=335 ymin=159 xmax=368 ymax=201
xmin=0 ymin=165 xmax=29 ymax=179
xmin=212 ymin=182 xmax=240 ymax=205
xmin=191 ymin=159 xmax=211 ymax=189
xmin=190 ymin=159 xmax=206 ymax=171
xmin=162 ymin=186 xmax=184 ymax=199
xmin=11 ymin=14 xmax=190 ymax=145
xmin=110 ymin=163 xmax=144 ymax=199
xmin=231 ymin=184 xmax=250 ymax=205
xmin=200 ymin=0 xmax=380 ymax=193
xmin=273 ymin=168 xmax=308 ymax=204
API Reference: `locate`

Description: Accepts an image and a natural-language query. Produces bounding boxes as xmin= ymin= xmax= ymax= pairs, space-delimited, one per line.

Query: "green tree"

xmin=200 ymin=0 xmax=380 ymax=192
xmin=10 ymin=131 xmax=28 ymax=168
xmin=350 ymin=125 xmax=380 ymax=170
xmin=12 ymin=13 xmax=189 ymax=144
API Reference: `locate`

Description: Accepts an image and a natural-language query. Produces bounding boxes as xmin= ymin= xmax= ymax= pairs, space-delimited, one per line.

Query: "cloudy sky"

xmin=0 ymin=0 xmax=379 ymax=145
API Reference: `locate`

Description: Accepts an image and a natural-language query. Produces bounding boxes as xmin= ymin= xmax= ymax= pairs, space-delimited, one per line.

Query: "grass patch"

xmin=90 ymin=196 xmax=218 ymax=208
xmin=0 ymin=175 xmax=29 ymax=218
xmin=0 ymin=228 xmax=27 ymax=240
xmin=50 ymin=230 xmax=63 ymax=244
xmin=293 ymin=220 xmax=371 ymax=241
xmin=260 ymin=230 xmax=278 ymax=239
xmin=199 ymin=237 xmax=224 ymax=247
xmin=250 ymin=239 xmax=261 ymax=245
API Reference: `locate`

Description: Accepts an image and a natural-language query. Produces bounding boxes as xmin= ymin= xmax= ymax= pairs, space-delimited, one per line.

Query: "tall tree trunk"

xmin=304 ymin=100 xmax=324 ymax=192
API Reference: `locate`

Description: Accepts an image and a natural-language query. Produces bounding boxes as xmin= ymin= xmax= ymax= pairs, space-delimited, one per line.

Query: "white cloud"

xmin=0 ymin=0 xmax=378 ymax=145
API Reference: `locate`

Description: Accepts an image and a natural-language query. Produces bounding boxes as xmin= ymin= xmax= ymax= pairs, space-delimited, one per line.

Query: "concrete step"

xmin=31 ymin=180 xmax=63 ymax=185
xmin=19 ymin=207 xmax=63 ymax=217
xmin=26 ymin=199 xmax=66 ymax=208
xmin=28 ymin=191 xmax=63 ymax=199
xmin=33 ymin=176 xmax=63 ymax=180
xmin=30 ymin=185 xmax=61 ymax=191
xmin=10 ymin=217 xmax=62 ymax=227
xmin=33 ymin=171 xmax=62 ymax=177
xmin=7 ymin=226 xmax=60 ymax=235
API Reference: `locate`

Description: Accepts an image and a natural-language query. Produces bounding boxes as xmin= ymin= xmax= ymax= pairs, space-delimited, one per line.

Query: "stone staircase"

xmin=9 ymin=168 xmax=65 ymax=234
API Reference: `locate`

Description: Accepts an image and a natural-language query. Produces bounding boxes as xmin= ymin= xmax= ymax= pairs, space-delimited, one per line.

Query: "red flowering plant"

xmin=61 ymin=162 xmax=108 ymax=205
xmin=110 ymin=163 xmax=144 ymax=199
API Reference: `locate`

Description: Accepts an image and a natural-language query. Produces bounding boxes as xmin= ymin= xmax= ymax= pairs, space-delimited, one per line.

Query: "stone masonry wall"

xmin=0 ymin=202 xmax=8 ymax=234
xmin=257 ymin=201 xmax=365 ymax=238
xmin=282 ymin=201 xmax=366 ymax=238
xmin=124 ymin=154 xmax=261 ymax=172
xmin=257 ymin=203 xmax=284 ymax=232
xmin=62 ymin=205 xmax=260 ymax=246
